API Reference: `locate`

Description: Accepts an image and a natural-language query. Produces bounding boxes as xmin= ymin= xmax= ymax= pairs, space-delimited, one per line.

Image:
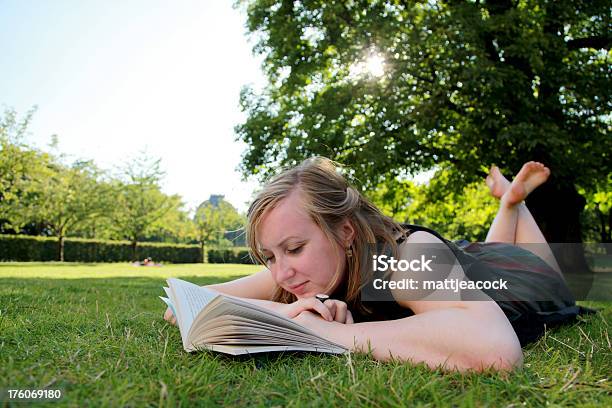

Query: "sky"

xmin=0 ymin=0 xmax=267 ymax=213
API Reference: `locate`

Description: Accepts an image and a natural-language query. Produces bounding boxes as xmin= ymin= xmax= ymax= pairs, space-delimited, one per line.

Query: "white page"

xmin=158 ymin=296 xmax=176 ymax=317
xmin=167 ymin=278 xmax=219 ymax=345
xmin=187 ymin=343 xmax=346 ymax=355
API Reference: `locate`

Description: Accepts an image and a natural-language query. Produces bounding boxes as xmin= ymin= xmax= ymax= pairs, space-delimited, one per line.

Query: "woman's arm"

xmin=204 ymin=268 xmax=277 ymax=300
xmin=295 ymin=301 xmax=523 ymax=372
xmin=164 ymin=268 xmax=277 ymax=325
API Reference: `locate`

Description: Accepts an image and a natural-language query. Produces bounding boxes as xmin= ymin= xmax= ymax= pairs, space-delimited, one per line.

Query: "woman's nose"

xmin=275 ymin=256 xmax=295 ymax=282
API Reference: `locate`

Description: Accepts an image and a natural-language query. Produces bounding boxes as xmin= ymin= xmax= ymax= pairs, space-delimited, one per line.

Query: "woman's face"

xmin=257 ymin=190 xmax=349 ymax=298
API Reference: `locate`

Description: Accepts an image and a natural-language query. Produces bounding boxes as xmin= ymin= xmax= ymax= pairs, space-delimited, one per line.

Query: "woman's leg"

xmin=484 ymin=162 xmax=562 ymax=274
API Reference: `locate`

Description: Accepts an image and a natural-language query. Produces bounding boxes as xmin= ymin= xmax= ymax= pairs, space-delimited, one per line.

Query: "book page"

xmin=167 ymin=278 xmax=219 ymax=340
xmin=158 ymin=296 xmax=176 ymax=318
xmin=186 ymin=343 xmax=346 ymax=355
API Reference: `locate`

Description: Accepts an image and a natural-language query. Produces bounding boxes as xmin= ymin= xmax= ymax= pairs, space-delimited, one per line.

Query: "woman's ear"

xmin=340 ymin=219 xmax=356 ymax=247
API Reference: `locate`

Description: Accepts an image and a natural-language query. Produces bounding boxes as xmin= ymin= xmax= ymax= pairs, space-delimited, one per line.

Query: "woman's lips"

xmin=288 ymin=281 xmax=308 ymax=295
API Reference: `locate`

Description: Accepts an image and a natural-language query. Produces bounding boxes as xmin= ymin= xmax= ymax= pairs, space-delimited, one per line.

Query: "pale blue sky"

xmin=0 ymin=0 xmax=266 ymax=213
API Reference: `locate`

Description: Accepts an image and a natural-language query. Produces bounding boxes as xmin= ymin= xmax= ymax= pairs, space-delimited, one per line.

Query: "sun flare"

xmin=365 ymin=54 xmax=385 ymax=77
xmin=349 ymin=52 xmax=386 ymax=79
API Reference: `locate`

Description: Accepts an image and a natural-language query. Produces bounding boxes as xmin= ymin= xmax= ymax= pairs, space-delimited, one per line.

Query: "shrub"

xmin=0 ymin=235 xmax=201 ymax=263
xmin=207 ymin=247 xmax=254 ymax=264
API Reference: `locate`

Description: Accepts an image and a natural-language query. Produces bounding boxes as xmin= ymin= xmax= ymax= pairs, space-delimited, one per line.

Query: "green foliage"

xmin=236 ymin=0 xmax=611 ymax=243
xmin=367 ymin=169 xmax=498 ymax=241
xmin=16 ymin=160 xmax=113 ymax=260
xmin=237 ymin=0 xmax=610 ymax=187
xmin=109 ymin=156 xmax=182 ymax=248
xmin=580 ymin=174 xmax=612 ymax=243
xmin=140 ymin=201 xmax=195 ymax=244
xmin=207 ymin=247 xmax=255 ymax=264
xmin=408 ymin=180 xmax=498 ymax=242
xmin=193 ymin=197 xmax=246 ymax=246
xmin=0 ymin=235 xmax=201 ymax=263
xmin=0 ymin=107 xmax=53 ymax=225
xmin=365 ymin=176 xmax=413 ymax=221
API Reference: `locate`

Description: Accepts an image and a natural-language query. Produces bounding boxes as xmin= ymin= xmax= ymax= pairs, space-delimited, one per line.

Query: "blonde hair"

xmin=246 ymin=156 xmax=406 ymax=317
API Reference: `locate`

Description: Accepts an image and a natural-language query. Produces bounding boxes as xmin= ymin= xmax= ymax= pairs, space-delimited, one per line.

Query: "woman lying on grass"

xmin=164 ymin=157 xmax=589 ymax=372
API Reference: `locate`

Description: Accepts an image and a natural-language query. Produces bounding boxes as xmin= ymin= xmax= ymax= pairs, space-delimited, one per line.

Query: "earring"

xmin=346 ymin=246 xmax=353 ymax=258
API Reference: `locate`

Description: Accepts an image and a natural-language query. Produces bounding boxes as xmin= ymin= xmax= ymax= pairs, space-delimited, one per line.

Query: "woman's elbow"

xmin=474 ymin=339 xmax=523 ymax=372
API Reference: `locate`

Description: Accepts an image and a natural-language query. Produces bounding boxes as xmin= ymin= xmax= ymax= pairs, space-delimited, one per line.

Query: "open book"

xmin=160 ymin=278 xmax=347 ymax=355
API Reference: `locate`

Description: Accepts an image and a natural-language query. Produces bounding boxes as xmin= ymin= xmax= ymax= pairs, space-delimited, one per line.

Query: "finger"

xmin=287 ymin=299 xmax=332 ymax=321
xmin=335 ymin=300 xmax=348 ymax=323
xmin=327 ymin=300 xmax=347 ymax=323
xmin=346 ymin=310 xmax=354 ymax=324
xmin=163 ymin=307 xmax=173 ymax=321
xmin=307 ymin=298 xmax=333 ymax=321
xmin=323 ymin=299 xmax=336 ymax=319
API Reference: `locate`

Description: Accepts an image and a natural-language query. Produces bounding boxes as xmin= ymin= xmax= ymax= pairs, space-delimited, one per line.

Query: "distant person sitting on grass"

xmin=164 ymin=157 xmax=591 ymax=372
xmin=134 ymin=257 xmax=162 ymax=267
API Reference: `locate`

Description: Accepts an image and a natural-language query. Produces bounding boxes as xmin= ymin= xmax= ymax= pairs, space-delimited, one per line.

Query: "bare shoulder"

xmin=404 ymin=230 xmax=444 ymax=244
xmin=396 ymin=230 xmax=445 ymax=260
xmin=395 ymin=230 xmax=498 ymax=315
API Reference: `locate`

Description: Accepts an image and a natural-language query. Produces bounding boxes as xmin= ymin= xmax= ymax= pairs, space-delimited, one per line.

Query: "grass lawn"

xmin=1 ymin=262 xmax=610 ymax=407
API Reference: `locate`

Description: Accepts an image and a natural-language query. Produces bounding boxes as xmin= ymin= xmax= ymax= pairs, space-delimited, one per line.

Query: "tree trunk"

xmin=58 ymin=234 xmax=65 ymax=262
xmin=526 ymin=178 xmax=593 ymax=298
xmin=608 ymin=209 xmax=612 ymax=254
xmin=131 ymin=240 xmax=138 ymax=262
xmin=200 ymin=242 xmax=206 ymax=264
xmin=603 ymin=209 xmax=612 ymax=255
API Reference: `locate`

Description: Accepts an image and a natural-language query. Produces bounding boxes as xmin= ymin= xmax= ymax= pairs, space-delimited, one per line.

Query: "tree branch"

xmin=566 ymin=35 xmax=611 ymax=50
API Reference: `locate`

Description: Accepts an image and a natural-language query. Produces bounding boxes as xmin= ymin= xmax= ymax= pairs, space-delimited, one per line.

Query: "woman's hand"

xmin=163 ymin=306 xmax=177 ymax=326
xmin=278 ymin=297 xmax=354 ymax=324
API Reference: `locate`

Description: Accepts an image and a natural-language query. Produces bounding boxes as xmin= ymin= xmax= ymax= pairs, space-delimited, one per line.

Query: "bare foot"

xmin=501 ymin=161 xmax=550 ymax=207
xmin=485 ymin=165 xmax=511 ymax=199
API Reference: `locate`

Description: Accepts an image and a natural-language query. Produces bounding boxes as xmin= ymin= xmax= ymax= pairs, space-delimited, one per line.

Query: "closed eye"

xmin=287 ymin=246 xmax=302 ymax=254
xmin=263 ymin=246 xmax=302 ymax=263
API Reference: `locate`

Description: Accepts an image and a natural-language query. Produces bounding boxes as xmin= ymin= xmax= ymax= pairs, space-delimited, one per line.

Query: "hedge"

xmin=0 ymin=235 xmax=254 ymax=264
xmin=207 ymin=248 xmax=255 ymax=264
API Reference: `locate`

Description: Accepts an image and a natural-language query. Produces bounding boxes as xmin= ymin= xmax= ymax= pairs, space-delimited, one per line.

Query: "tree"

xmin=17 ymin=160 xmax=111 ymax=261
xmin=0 ymin=107 xmax=51 ymax=226
xmin=367 ymin=169 xmax=498 ymax=241
xmin=110 ymin=155 xmax=180 ymax=260
xmin=580 ymin=175 xmax=612 ymax=251
xmin=193 ymin=196 xmax=245 ymax=262
xmin=236 ymin=0 xmax=611 ymax=272
xmin=144 ymin=202 xmax=195 ymax=244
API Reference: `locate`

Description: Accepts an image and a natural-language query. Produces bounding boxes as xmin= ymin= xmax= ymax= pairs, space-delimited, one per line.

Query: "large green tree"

xmin=193 ymin=197 xmax=245 ymax=262
xmin=0 ymin=107 xmax=51 ymax=226
xmin=110 ymin=156 xmax=180 ymax=260
xmin=19 ymin=160 xmax=111 ymax=261
xmin=236 ymin=0 xmax=610 ymax=270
